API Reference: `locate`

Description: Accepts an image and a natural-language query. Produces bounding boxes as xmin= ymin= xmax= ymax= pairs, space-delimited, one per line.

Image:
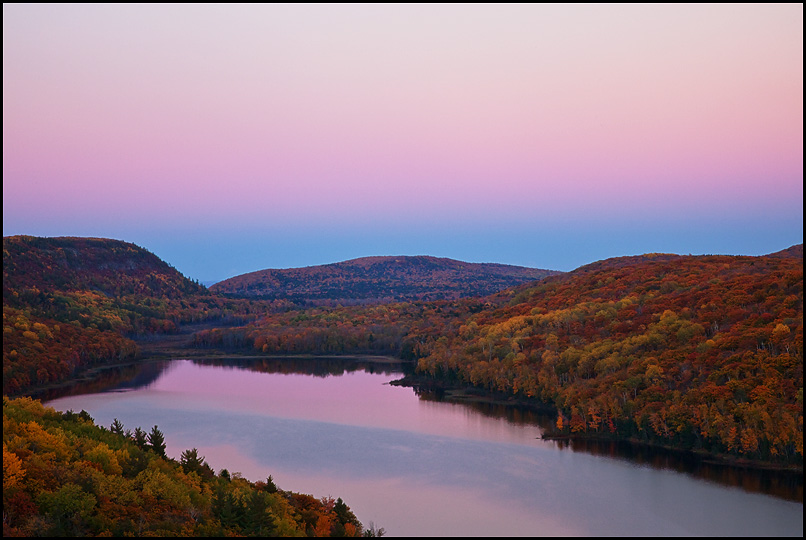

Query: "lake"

xmin=45 ymin=357 xmax=803 ymax=537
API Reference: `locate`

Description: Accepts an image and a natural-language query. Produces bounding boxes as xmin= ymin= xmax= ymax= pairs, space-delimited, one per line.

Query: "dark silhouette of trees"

xmin=147 ymin=425 xmax=166 ymax=457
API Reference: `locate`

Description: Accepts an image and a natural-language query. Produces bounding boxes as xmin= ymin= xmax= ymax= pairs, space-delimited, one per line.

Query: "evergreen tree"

xmin=245 ymin=490 xmax=276 ymax=536
xmin=147 ymin=425 xmax=166 ymax=457
xmin=110 ymin=418 xmax=124 ymax=436
xmin=180 ymin=447 xmax=205 ymax=474
xmin=264 ymin=474 xmax=278 ymax=493
xmin=132 ymin=427 xmax=148 ymax=450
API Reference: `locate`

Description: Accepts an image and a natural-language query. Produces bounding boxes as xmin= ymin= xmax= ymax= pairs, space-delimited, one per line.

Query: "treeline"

xmin=192 ymin=300 xmax=482 ymax=359
xmin=3 ymin=396 xmax=377 ymax=537
xmin=190 ymin=253 xmax=803 ymax=465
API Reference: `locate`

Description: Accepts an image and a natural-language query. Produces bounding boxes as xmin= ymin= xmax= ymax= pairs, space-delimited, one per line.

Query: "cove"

xmin=44 ymin=358 xmax=803 ymax=537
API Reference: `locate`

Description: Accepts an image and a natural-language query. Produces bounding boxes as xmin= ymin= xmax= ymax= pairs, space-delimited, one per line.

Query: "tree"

xmin=180 ymin=447 xmax=205 ymax=474
xmin=244 ymin=490 xmax=276 ymax=535
xmin=110 ymin=418 xmax=124 ymax=436
xmin=132 ymin=427 xmax=148 ymax=450
xmin=147 ymin=425 xmax=166 ymax=457
xmin=263 ymin=474 xmax=278 ymax=493
xmin=3 ymin=444 xmax=26 ymax=492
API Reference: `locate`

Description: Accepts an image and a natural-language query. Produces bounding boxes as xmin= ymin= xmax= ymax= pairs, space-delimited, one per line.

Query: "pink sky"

xmin=3 ymin=4 xmax=802 ymax=281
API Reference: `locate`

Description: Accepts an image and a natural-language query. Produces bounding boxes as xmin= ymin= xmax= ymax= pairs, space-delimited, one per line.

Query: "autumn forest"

xmin=3 ymin=235 xmax=803 ymax=536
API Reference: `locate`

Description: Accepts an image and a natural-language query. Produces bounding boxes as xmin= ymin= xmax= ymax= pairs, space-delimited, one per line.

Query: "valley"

xmin=3 ymin=234 xmax=803 ymax=536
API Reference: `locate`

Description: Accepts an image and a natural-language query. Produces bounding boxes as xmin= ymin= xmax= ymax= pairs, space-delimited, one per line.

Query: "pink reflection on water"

xmin=152 ymin=360 xmax=541 ymax=444
xmin=178 ymin=441 xmax=580 ymax=537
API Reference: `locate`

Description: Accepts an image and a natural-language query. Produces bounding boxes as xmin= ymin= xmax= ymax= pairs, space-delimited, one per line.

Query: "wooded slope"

xmin=416 ymin=249 xmax=803 ymax=462
xmin=2 ymin=236 xmax=260 ymax=395
xmin=210 ymin=255 xmax=561 ymax=305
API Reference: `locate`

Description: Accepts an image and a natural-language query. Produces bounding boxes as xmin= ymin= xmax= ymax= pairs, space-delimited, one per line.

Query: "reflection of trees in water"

xmin=411 ymin=385 xmax=555 ymax=429
xmin=36 ymin=361 xmax=170 ymax=401
xmin=191 ymin=356 xmax=408 ymax=378
xmin=39 ymin=356 xmax=409 ymax=402
xmin=560 ymin=438 xmax=803 ymax=503
xmin=40 ymin=355 xmax=803 ymax=504
xmin=410 ymin=385 xmax=803 ymax=503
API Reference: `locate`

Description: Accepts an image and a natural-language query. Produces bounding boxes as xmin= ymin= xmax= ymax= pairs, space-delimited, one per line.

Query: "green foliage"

xmin=110 ymin=417 xmax=124 ymax=435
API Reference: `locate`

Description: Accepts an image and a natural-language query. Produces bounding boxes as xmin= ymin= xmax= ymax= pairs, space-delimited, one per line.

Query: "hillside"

xmin=3 ymin=235 xmax=205 ymax=299
xmin=414 ymin=248 xmax=803 ymax=463
xmin=767 ymin=244 xmax=804 ymax=259
xmin=211 ymin=255 xmax=561 ymax=305
xmin=4 ymin=235 xmax=802 ymax=466
xmin=2 ymin=236 xmax=260 ymax=395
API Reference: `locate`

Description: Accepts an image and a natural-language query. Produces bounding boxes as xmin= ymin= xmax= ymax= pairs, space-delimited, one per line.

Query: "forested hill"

xmin=3 ymin=235 xmax=204 ymax=299
xmin=767 ymin=244 xmax=804 ymax=259
xmin=210 ymin=255 xmax=561 ymax=305
xmin=414 ymin=246 xmax=803 ymax=463
xmin=2 ymin=236 xmax=260 ymax=395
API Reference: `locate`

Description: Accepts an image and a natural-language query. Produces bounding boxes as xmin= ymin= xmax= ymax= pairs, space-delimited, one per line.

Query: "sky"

xmin=3 ymin=4 xmax=803 ymax=283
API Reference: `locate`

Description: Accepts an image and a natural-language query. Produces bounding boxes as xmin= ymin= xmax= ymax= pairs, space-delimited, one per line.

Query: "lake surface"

xmin=45 ymin=358 xmax=803 ymax=537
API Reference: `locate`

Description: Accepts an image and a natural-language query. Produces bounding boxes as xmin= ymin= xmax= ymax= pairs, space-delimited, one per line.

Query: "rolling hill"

xmin=3 ymin=235 xmax=205 ymax=299
xmin=210 ymin=255 xmax=562 ymax=305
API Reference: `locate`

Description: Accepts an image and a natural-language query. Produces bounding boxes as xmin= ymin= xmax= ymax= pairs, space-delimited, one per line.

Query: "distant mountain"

xmin=210 ymin=255 xmax=562 ymax=305
xmin=565 ymin=244 xmax=804 ymax=273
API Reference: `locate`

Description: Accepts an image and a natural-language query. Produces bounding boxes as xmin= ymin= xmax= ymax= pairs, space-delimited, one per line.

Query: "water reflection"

xmin=193 ymin=355 xmax=408 ymax=377
xmin=33 ymin=355 xmax=406 ymax=402
xmin=43 ymin=356 xmax=802 ymax=505
xmin=559 ymin=438 xmax=803 ymax=502
xmin=410 ymin=379 xmax=803 ymax=503
xmin=29 ymin=360 xmax=170 ymax=401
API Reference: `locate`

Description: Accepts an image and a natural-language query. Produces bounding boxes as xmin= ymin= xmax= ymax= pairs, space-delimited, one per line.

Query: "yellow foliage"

xmin=20 ymin=420 xmax=71 ymax=459
xmin=85 ymin=442 xmax=123 ymax=475
xmin=645 ymin=364 xmax=664 ymax=382
xmin=3 ymin=443 xmax=26 ymax=491
xmin=136 ymin=468 xmax=192 ymax=508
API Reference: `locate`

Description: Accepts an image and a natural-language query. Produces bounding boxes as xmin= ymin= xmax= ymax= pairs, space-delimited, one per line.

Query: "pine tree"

xmin=110 ymin=418 xmax=124 ymax=436
xmin=147 ymin=425 xmax=166 ymax=457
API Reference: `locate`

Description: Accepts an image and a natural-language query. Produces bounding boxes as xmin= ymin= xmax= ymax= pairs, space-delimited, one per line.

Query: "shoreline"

xmin=389 ymin=373 xmax=804 ymax=477
xmin=16 ymin=327 xmax=803 ymax=483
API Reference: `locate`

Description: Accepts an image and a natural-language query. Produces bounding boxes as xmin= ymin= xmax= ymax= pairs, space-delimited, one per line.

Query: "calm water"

xmin=45 ymin=358 xmax=803 ymax=537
